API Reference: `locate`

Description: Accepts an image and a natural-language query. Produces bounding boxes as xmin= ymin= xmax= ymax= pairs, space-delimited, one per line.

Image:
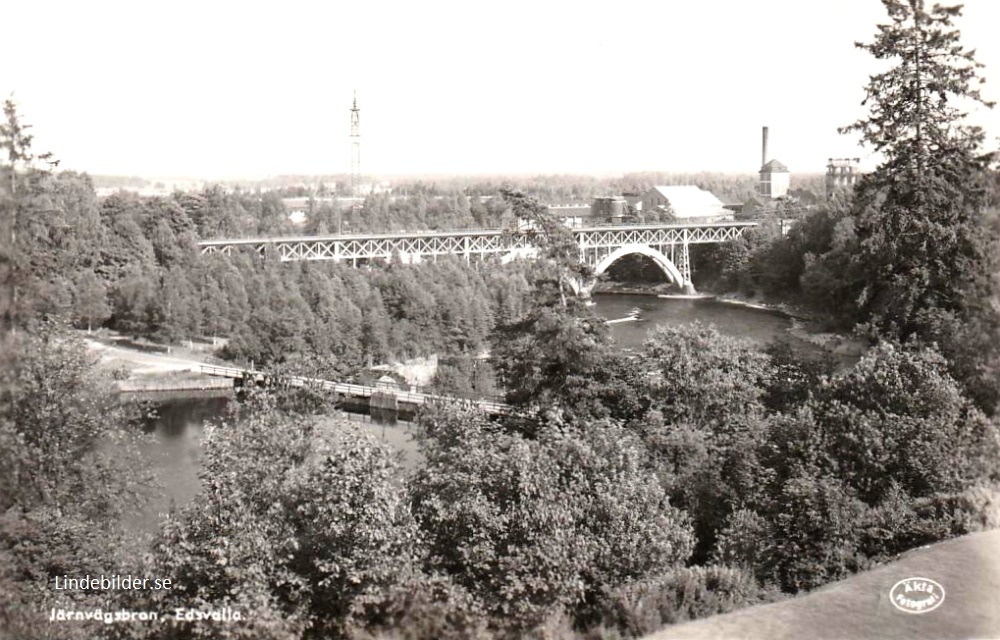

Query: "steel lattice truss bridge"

xmin=198 ymin=221 xmax=758 ymax=293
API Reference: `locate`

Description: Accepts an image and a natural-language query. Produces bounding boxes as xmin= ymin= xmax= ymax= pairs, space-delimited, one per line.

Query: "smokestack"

xmin=761 ymin=126 xmax=769 ymax=168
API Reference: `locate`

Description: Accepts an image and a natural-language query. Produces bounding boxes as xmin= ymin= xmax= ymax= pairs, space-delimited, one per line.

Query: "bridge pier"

xmin=679 ymin=241 xmax=696 ymax=293
xmin=672 ymin=232 xmax=696 ymax=294
xmin=370 ymin=390 xmax=399 ymax=424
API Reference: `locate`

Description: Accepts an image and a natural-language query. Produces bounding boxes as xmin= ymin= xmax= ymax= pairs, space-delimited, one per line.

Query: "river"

xmin=596 ymin=293 xmax=802 ymax=352
xmin=129 ymin=293 xmax=822 ymax=533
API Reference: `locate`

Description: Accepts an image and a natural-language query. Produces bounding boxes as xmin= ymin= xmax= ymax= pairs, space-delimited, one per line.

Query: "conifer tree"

xmin=841 ymin=0 xmax=999 ymax=411
xmin=0 ymin=97 xmax=59 ymax=333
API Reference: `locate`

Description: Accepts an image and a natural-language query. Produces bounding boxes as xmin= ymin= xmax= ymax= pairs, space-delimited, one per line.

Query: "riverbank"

xmin=84 ymin=330 xmax=443 ymax=393
xmin=709 ymin=291 xmax=868 ymax=359
xmin=593 ymin=281 xmax=675 ymax=296
xmin=86 ymin=333 xmax=221 ymax=377
xmin=85 ymin=288 xmax=867 ymax=397
xmin=85 ymin=332 xmax=250 ymax=395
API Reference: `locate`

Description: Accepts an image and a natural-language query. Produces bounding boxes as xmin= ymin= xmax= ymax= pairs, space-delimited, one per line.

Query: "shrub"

xmin=856 ymin=484 xmax=1000 ymax=561
xmin=910 ymin=482 xmax=1000 ymax=540
xmin=810 ymin=343 xmax=1000 ymax=504
xmin=0 ymin=331 xmax=153 ymax=640
xmin=598 ymin=566 xmax=772 ymax=638
xmin=858 ymin=481 xmax=923 ymax=562
xmin=357 ymin=573 xmax=492 ymax=640
xmin=640 ymin=324 xmax=775 ymax=560
xmin=142 ymin=408 xmax=423 ymax=640
xmin=410 ymin=407 xmax=694 ymax=634
xmin=951 ymin=483 xmax=1000 ymax=532
xmin=768 ymin=474 xmax=871 ymax=593
xmin=711 ymin=509 xmax=774 ymax=581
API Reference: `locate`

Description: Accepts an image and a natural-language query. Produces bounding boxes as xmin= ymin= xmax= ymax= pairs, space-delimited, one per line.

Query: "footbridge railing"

xmin=198 ymin=364 xmax=508 ymax=415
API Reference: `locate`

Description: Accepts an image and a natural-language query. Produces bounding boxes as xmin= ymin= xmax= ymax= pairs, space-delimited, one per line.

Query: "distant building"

xmin=788 ymin=188 xmax=822 ymax=206
xmin=281 ymin=196 xmax=338 ymax=225
xmin=282 ymin=197 xmax=311 ymax=222
xmin=515 ymin=218 xmax=538 ymax=232
xmin=825 ymin=158 xmax=861 ymax=198
xmin=759 ymin=160 xmax=790 ymax=199
xmin=723 ymin=202 xmax=746 ymax=216
xmin=360 ymin=182 xmax=392 ymax=195
xmin=622 ymin=192 xmax=643 ymax=212
xmin=592 ymin=196 xmax=627 ymax=219
xmin=640 ymin=185 xmax=729 ymax=219
xmin=758 ymin=126 xmax=790 ymax=199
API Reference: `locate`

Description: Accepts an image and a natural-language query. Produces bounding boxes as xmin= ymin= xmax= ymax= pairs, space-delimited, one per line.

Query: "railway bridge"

xmin=197 ymin=221 xmax=757 ymax=294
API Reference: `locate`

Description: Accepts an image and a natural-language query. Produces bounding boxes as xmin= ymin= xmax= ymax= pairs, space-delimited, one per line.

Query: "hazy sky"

xmin=6 ymin=0 xmax=1000 ymax=179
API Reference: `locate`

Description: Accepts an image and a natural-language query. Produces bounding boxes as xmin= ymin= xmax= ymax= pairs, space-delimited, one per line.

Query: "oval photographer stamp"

xmin=889 ymin=577 xmax=945 ymax=614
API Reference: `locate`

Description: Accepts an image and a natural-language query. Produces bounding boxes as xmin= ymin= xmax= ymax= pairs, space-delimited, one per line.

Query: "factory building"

xmin=825 ymin=157 xmax=861 ymax=198
xmin=758 ymin=126 xmax=790 ymax=199
xmin=640 ymin=185 xmax=728 ymax=219
xmin=592 ymin=196 xmax=628 ymax=219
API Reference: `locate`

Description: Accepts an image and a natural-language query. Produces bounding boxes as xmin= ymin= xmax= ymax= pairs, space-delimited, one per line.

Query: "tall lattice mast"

xmin=350 ymin=91 xmax=361 ymax=203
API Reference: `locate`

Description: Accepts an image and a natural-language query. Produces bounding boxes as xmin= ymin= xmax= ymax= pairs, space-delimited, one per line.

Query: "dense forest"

xmin=3 ymin=2 xmax=1000 ymax=638
xmin=4 ymin=171 xmax=545 ymax=394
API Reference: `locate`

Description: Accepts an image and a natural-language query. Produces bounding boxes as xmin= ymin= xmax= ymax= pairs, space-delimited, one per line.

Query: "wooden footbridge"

xmin=198 ymin=364 xmax=508 ymax=417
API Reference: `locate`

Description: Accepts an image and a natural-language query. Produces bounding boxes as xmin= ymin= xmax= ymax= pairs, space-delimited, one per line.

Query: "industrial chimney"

xmin=761 ymin=126 xmax=769 ymax=168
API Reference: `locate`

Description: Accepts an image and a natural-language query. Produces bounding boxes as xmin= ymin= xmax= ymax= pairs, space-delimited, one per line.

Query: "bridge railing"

xmin=196 ymin=220 xmax=760 ymax=248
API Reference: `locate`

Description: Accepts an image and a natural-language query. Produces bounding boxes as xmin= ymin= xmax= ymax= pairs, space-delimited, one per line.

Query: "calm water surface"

xmin=126 ymin=395 xmax=229 ymax=533
xmin=593 ymin=293 xmax=798 ymax=352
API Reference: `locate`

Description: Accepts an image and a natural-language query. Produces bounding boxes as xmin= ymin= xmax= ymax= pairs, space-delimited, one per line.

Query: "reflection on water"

xmin=125 ymin=395 xmax=231 ymax=533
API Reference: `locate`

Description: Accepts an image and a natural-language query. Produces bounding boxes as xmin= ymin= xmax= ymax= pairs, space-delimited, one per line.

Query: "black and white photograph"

xmin=2 ymin=1 xmax=1000 ymax=638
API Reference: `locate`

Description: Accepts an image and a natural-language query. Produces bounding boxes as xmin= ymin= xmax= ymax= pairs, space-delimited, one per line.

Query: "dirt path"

xmin=85 ymin=335 xmax=437 ymax=386
xmin=85 ymin=338 xmax=212 ymax=376
xmin=648 ymin=530 xmax=1000 ymax=640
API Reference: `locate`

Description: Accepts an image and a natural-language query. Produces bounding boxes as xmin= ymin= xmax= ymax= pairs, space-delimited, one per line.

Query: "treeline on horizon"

xmin=92 ymin=170 xmax=827 ymax=211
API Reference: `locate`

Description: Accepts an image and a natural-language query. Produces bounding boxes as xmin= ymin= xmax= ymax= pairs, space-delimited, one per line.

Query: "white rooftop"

xmin=648 ymin=185 xmax=727 ymax=218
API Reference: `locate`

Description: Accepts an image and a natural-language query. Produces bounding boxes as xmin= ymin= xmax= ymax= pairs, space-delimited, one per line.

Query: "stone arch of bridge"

xmin=592 ymin=244 xmax=684 ymax=288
